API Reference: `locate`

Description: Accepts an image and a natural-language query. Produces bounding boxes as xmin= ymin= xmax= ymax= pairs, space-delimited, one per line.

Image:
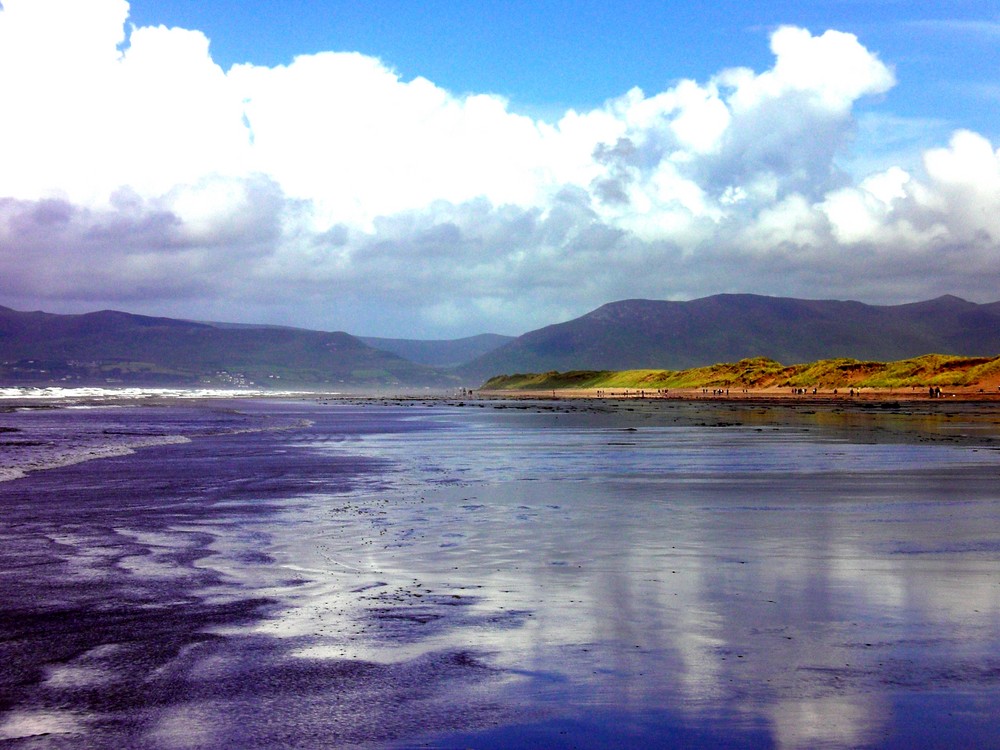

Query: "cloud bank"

xmin=1 ymin=0 xmax=998 ymax=336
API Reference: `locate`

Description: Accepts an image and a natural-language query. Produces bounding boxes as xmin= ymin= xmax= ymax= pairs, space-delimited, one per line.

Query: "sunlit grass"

xmin=482 ymin=354 xmax=1000 ymax=391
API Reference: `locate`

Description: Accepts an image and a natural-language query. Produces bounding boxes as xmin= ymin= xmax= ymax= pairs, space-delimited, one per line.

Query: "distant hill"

xmin=459 ymin=294 xmax=1000 ymax=381
xmin=0 ymin=306 xmax=453 ymax=388
xmin=359 ymin=333 xmax=513 ymax=367
xmin=7 ymin=294 xmax=999 ymax=389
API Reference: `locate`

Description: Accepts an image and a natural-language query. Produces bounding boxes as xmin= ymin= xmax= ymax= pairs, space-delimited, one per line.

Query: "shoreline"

xmin=4 ymin=384 xmax=1000 ymax=411
xmin=476 ymin=385 xmax=1000 ymax=403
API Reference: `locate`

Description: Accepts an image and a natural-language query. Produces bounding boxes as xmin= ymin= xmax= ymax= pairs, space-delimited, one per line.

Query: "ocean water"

xmin=1 ymin=396 xmax=999 ymax=749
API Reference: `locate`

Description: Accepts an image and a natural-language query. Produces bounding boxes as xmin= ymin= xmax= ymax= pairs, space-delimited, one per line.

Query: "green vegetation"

xmin=459 ymin=295 xmax=1000 ymax=381
xmin=481 ymin=354 xmax=1000 ymax=391
xmin=0 ymin=306 xmax=457 ymax=388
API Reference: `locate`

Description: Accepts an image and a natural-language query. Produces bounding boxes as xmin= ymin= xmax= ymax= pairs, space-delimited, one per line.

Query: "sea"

xmin=1 ymin=390 xmax=999 ymax=749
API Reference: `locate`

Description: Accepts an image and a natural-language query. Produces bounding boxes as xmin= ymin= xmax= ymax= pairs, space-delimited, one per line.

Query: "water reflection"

xmin=272 ymin=402 xmax=1000 ymax=748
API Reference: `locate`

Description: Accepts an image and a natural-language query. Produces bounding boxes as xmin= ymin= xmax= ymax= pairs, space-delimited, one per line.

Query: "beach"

xmin=478 ymin=384 xmax=1000 ymax=402
xmin=1 ymin=394 xmax=999 ymax=748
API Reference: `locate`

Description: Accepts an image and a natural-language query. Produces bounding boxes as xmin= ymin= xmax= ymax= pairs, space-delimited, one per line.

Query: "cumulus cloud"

xmin=0 ymin=0 xmax=998 ymax=336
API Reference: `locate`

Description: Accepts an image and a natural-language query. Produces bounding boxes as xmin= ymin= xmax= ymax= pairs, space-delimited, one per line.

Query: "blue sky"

xmin=127 ymin=1 xmax=999 ymax=135
xmin=1 ymin=1 xmax=1000 ymax=337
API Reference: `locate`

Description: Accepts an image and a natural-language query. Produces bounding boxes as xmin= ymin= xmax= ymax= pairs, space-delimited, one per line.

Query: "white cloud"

xmin=724 ymin=26 xmax=895 ymax=113
xmin=0 ymin=0 xmax=998 ymax=336
xmin=821 ymin=130 xmax=1000 ymax=251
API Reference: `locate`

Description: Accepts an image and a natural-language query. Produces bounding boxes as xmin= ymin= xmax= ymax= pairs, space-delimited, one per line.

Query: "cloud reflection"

xmin=251 ymin=404 xmax=1000 ymax=748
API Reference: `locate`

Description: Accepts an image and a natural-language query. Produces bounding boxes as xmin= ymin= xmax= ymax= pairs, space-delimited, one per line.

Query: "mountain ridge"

xmin=4 ymin=293 xmax=1000 ymax=388
xmin=458 ymin=293 xmax=1000 ymax=380
xmin=359 ymin=333 xmax=514 ymax=368
xmin=0 ymin=306 xmax=453 ymax=388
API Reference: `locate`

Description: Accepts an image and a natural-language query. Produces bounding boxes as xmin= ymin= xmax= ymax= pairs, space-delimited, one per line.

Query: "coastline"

xmin=477 ymin=385 xmax=1000 ymax=403
xmin=4 ymin=385 xmax=1000 ymax=487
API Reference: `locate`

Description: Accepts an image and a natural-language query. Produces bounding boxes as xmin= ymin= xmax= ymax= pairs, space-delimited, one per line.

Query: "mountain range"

xmin=2 ymin=294 xmax=1000 ymax=388
xmin=0 ymin=306 xmax=448 ymax=388
xmin=456 ymin=294 xmax=1000 ymax=379
xmin=359 ymin=333 xmax=513 ymax=368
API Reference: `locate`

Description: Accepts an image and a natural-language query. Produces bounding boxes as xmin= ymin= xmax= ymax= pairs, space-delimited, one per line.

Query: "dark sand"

xmin=1 ymin=396 xmax=999 ymax=748
xmin=478 ymin=384 xmax=1000 ymax=402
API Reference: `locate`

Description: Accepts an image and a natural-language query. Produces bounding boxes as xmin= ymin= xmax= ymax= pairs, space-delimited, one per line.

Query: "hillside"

xmin=481 ymin=354 xmax=1000 ymax=393
xmin=460 ymin=294 xmax=1000 ymax=380
xmin=359 ymin=333 xmax=513 ymax=367
xmin=0 ymin=306 xmax=453 ymax=388
xmin=6 ymin=293 xmax=999 ymax=390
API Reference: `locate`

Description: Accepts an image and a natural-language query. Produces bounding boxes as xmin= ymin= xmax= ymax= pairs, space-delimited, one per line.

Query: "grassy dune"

xmin=482 ymin=354 xmax=1000 ymax=391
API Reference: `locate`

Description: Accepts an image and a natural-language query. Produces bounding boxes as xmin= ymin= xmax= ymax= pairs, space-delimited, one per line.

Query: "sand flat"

xmin=1 ymin=396 xmax=999 ymax=748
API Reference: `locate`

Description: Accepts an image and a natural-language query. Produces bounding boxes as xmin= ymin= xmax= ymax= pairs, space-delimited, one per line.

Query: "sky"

xmin=1 ymin=1 xmax=999 ymax=337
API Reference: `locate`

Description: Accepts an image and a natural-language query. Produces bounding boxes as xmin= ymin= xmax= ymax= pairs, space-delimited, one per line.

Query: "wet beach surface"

xmin=1 ymin=396 xmax=999 ymax=748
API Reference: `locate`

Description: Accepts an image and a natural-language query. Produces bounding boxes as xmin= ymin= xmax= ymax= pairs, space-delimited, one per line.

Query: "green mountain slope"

xmin=460 ymin=294 xmax=1000 ymax=380
xmin=0 ymin=306 xmax=453 ymax=388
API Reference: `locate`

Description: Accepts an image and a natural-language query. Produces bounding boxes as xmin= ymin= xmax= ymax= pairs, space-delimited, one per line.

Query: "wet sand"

xmin=479 ymin=385 xmax=1000 ymax=402
xmin=1 ymin=396 xmax=999 ymax=748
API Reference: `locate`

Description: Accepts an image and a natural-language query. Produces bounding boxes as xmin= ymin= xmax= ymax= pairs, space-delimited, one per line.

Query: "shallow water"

xmin=1 ymin=398 xmax=999 ymax=748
